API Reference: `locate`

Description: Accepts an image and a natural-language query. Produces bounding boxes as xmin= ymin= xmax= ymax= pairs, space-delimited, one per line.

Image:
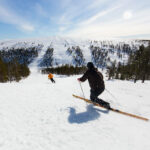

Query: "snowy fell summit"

xmin=0 ymin=36 xmax=148 ymax=68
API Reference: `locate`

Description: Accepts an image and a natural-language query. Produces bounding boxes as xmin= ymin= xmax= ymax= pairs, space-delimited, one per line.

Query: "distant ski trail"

xmin=29 ymin=43 xmax=51 ymax=74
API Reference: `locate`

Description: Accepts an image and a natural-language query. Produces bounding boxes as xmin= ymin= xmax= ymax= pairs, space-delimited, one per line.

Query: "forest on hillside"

xmin=107 ymin=43 xmax=150 ymax=83
xmin=0 ymin=57 xmax=30 ymax=82
xmin=0 ymin=40 xmax=149 ymax=82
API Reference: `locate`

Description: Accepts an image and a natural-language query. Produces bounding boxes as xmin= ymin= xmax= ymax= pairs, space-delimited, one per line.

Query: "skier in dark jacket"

xmin=78 ymin=62 xmax=110 ymax=109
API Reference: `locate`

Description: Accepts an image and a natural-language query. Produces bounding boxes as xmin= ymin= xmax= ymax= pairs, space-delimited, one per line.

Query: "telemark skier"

xmin=77 ymin=62 xmax=110 ymax=109
xmin=48 ymin=73 xmax=55 ymax=83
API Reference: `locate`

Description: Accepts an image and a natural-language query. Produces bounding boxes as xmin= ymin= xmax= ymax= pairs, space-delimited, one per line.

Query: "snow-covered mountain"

xmin=0 ymin=36 xmax=148 ymax=68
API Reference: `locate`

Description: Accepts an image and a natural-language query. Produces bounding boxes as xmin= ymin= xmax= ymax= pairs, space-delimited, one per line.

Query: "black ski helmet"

xmin=87 ymin=62 xmax=94 ymax=69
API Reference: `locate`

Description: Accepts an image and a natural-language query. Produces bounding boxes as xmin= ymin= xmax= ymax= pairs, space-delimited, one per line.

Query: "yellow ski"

xmin=73 ymin=94 xmax=149 ymax=122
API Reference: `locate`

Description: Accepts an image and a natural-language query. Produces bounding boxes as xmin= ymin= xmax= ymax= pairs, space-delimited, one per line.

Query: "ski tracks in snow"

xmin=29 ymin=42 xmax=51 ymax=74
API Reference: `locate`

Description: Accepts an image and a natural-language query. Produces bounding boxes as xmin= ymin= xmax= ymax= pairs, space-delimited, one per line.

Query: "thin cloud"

xmin=0 ymin=3 xmax=35 ymax=32
xmin=57 ymin=14 xmax=73 ymax=25
xmin=59 ymin=0 xmax=73 ymax=9
xmin=56 ymin=0 xmax=122 ymax=35
xmin=66 ymin=19 xmax=150 ymax=39
xmin=35 ymin=3 xmax=47 ymax=17
xmin=79 ymin=6 xmax=121 ymax=26
xmin=64 ymin=0 xmax=150 ymax=39
xmin=21 ymin=24 xmax=35 ymax=32
xmin=0 ymin=0 xmax=150 ymax=39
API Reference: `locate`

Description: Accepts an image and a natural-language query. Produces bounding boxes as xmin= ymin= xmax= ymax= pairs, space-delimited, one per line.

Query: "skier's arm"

xmin=78 ymin=71 xmax=88 ymax=82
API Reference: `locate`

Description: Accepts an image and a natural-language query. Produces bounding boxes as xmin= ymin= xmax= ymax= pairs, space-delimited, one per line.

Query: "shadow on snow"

xmin=68 ymin=104 xmax=109 ymax=124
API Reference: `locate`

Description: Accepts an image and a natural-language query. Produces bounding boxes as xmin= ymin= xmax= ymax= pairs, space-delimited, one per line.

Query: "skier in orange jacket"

xmin=48 ymin=73 xmax=55 ymax=83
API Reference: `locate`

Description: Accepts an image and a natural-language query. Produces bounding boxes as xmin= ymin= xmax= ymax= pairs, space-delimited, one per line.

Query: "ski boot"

xmin=96 ymin=99 xmax=110 ymax=109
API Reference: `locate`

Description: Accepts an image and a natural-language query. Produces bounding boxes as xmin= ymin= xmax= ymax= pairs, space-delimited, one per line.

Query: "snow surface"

xmin=0 ymin=68 xmax=150 ymax=150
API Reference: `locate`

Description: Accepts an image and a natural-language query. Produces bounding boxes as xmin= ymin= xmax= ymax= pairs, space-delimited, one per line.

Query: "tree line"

xmin=39 ymin=47 xmax=54 ymax=67
xmin=0 ymin=57 xmax=30 ymax=82
xmin=0 ymin=45 xmax=43 ymax=65
xmin=66 ymin=46 xmax=85 ymax=66
xmin=41 ymin=64 xmax=87 ymax=76
xmin=107 ymin=44 xmax=150 ymax=83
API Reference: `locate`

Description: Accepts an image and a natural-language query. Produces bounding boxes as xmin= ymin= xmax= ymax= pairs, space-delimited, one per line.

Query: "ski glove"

xmin=77 ymin=78 xmax=80 ymax=81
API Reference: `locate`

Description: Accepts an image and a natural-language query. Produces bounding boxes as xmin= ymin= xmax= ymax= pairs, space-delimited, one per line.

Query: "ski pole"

xmin=78 ymin=81 xmax=85 ymax=99
xmin=105 ymin=88 xmax=118 ymax=101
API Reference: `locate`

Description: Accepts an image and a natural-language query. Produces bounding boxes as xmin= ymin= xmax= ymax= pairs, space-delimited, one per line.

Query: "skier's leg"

xmin=51 ymin=78 xmax=55 ymax=83
xmin=91 ymin=88 xmax=104 ymax=99
xmin=90 ymin=89 xmax=97 ymax=102
xmin=50 ymin=78 xmax=53 ymax=83
xmin=95 ymin=88 xmax=110 ymax=109
xmin=90 ymin=88 xmax=105 ymax=103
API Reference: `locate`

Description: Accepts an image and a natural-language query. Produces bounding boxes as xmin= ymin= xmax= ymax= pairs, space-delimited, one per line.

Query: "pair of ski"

xmin=72 ymin=94 xmax=149 ymax=122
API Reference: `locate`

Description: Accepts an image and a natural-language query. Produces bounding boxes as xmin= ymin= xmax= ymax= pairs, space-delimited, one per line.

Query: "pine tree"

xmin=114 ymin=44 xmax=150 ymax=83
xmin=0 ymin=57 xmax=8 ymax=82
xmin=141 ymin=44 xmax=150 ymax=82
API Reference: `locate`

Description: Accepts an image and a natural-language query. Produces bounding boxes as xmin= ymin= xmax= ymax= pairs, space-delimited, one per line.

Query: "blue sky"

xmin=0 ymin=0 xmax=150 ymax=40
